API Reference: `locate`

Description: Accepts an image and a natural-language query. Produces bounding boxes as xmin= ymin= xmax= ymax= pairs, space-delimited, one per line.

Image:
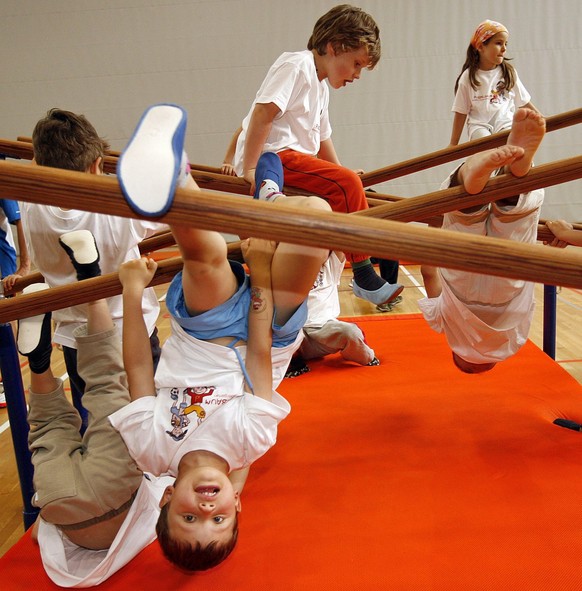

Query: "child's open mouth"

xmin=195 ymin=486 xmax=219 ymax=497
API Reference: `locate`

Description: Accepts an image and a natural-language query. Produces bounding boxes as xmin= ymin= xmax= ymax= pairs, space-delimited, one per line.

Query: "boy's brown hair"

xmin=307 ymin=4 xmax=381 ymax=68
xmin=156 ymin=503 xmax=239 ymax=571
xmin=32 ymin=108 xmax=109 ymax=172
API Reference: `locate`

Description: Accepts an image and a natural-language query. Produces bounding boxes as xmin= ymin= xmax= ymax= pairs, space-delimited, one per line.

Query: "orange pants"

xmin=278 ymin=149 xmax=369 ymax=263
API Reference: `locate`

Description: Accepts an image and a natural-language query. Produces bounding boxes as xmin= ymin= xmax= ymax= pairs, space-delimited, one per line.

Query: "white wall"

xmin=1 ymin=0 xmax=580 ymax=220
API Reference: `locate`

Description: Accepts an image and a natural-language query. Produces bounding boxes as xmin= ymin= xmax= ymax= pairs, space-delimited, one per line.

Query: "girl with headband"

xmin=449 ymin=20 xmax=539 ymax=146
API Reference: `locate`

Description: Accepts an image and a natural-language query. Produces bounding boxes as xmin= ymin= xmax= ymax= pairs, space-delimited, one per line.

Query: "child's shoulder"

xmin=272 ymin=49 xmax=313 ymax=69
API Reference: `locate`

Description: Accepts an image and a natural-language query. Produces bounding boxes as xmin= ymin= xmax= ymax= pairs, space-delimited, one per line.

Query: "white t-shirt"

xmin=110 ymin=391 xmax=290 ymax=477
xmin=234 ymin=50 xmax=331 ymax=175
xmin=452 ymin=67 xmax=531 ymax=136
xmin=304 ymin=252 xmax=344 ymax=329
xmin=417 ymin=174 xmax=544 ymax=364
xmin=20 ymin=202 xmax=166 ymax=348
xmin=109 ymin=319 xmax=294 ymax=476
xmin=37 ymin=474 xmax=173 ymax=588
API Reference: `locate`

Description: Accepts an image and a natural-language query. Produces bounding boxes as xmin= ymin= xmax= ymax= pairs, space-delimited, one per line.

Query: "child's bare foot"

xmin=459 ymin=145 xmax=524 ymax=194
xmin=506 ymin=108 xmax=546 ymax=177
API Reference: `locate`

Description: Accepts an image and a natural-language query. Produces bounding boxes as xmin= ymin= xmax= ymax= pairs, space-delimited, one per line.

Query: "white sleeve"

xmin=512 ymin=72 xmax=532 ymax=107
xmin=256 ymin=60 xmax=304 ymax=114
xmin=130 ymin=219 xmax=169 ymax=240
xmin=108 ymin=397 xmax=169 ymax=475
xmin=451 ymin=72 xmax=471 ymax=114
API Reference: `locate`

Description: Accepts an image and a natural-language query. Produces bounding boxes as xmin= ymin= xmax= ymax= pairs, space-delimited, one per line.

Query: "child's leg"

xmin=455 ymin=145 xmax=524 ymax=196
xmin=303 ymin=320 xmax=377 ymax=366
xmin=117 ymin=104 xmax=188 ymax=217
xmin=18 ymin=297 xmax=84 ymax=515
xmin=279 ymin=150 xmax=368 ymax=215
xmin=73 ymin=325 xmax=142 ymax=515
xmin=505 ymin=108 xmax=546 ymax=178
xmin=269 ymin=194 xmax=330 ymax=326
xmin=456 ymin=109 xmax=545 ymax=196
xmin=378 ymin=259 xmax=399 ymax=285
xmin=171 ymin=176 xmax=239 ymax=314
xmin=17 ymin=283 xmax=53 ymax=376
xmin=59 ymin=230 xmax=113 ymax=333
xmin=118 ymin=105 xmax=239 ymax=314
xmin=60 ymin=231 xmax=142 ymax=517
xmin=278 ymin=149 xmax=403 ymax=305
xmin=420 ymin=265 xmax=442 ymax=298
xmin=468 ymin=125 xmax=493 ymax=141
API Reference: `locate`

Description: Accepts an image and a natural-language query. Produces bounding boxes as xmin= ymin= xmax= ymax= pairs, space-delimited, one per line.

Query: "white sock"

xmin=177 ymin=151 xmax=191 ymax=188
xmin=18 ymin=284 xmax=50 ymax=356
xmin=258 ymin=179 xmax=282 ymax=201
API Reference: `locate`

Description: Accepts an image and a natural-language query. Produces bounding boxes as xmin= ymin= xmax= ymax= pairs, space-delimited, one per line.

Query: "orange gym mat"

xmin=3 ymin=314 xmax=582 ymax=590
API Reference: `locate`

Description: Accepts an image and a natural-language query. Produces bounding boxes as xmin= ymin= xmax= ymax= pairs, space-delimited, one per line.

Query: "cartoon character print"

xmin=490 ymin=80 xmax=508 ymax=105
xmin=165 ymin=386 xmax=215 ymax=441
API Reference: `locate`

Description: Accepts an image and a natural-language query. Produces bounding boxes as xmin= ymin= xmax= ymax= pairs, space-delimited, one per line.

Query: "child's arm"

xmin=222 ymin=126 xmax=243 ymax=176
xmin=2 ymin=219 xmax=31 ymax=291
xmin=242 ymin=102 xmax=281 ymax=191
xmin=319 ymin=139 xmax=364 ymax=175
xmin=241 ymin=238 xmax=276 ymax=401
xmin=545 ymin=220 xmax=582 ymax=247
xmin=119 ymin=257 xmax=158 ymax=400
xmin=449 ymin=112 xmax=467 ymax=146
xmin=14 ymin=219 xmax=31 ymax=278
xmin=318 ymin=138 xmax=342 ymax=165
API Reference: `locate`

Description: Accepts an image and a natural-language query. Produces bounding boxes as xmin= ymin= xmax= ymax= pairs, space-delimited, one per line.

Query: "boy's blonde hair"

xmin=307 ymin=4 xmax=381 ymax=69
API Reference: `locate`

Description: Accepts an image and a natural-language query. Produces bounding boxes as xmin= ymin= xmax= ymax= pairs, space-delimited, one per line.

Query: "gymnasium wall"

xmin=1 ymin=0 xmax=580 ymax=219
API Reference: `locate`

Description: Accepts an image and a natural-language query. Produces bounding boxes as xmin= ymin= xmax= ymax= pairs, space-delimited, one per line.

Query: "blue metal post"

xmin=543 ymin=284 xmax=557 ymax=360
xmin=0 ymin=315 xmax=38 ymax=529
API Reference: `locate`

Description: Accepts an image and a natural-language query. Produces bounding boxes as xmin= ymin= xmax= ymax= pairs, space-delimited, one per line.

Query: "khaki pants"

xmin=28 ymin=326 xmax=142 ymax=526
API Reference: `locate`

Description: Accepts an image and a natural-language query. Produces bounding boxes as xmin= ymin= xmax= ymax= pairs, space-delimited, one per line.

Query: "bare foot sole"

xmin=506 ymin=108 xmax=546 ymax=177
xmin=460 ymin=145 xmax=524 ymax=194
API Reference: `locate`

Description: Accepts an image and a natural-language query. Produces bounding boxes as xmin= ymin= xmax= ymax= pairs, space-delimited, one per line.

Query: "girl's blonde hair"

xmin=307 ymin=4 xmax=381 ymax=69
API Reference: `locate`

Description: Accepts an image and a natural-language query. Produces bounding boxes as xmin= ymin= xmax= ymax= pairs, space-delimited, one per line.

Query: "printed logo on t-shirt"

xmin=473 ymin=80 xmax=508 ymax=105
xmin=311 ymin=268 xmax=325 ymax=291
xmin=166 ymin=386 xmax=217 ymax=441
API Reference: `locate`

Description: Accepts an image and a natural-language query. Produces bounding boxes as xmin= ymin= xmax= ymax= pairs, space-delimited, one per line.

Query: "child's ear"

xmin=159 ymin=485 xmax=175 ymax=508
xmin=326 ymin=41 xmax=336 ymax=57
xmin=88 ymin=156 xmax=103 ymax=175
xmin=234 ymin=491 xmax=242 ymax=513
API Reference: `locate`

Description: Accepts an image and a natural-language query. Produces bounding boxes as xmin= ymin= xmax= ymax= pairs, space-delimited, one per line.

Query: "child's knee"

xmin=303 ymin=195 xmax=332 ymax=213
xmin=279 ymin=194 xmax=332 ymax=213
xmin=420 ymin=265 xmax=436 ymax=282
xmin=343 ymin=168 xmax=364 ymax=190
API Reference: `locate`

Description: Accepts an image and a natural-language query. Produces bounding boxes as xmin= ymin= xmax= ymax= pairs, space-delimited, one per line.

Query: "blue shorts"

xmin=166 ymin=260 xmax=307 ymax=347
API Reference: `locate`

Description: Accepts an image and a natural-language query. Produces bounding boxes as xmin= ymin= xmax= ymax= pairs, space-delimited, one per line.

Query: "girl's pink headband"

xmin=471 ymin=20 xmax=508 ymax=49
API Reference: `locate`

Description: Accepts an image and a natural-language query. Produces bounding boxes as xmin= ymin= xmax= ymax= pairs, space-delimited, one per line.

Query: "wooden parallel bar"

xmin=3 ymin=230 xmax=176 ymax=296
xmin=356 ymin=155 xmax=582 ymax=221
xmin=0 ymin=238 xmax=246 ymax=322
xmin=7 ymin=107 xmax=581 ymax=188
xmin=0 ymin=257 xmax=183 ymax=323
xmin=0 ymin=161 xmax=581 ymax=305
xmin=359 ymin=107 xmax=582 ymax=186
